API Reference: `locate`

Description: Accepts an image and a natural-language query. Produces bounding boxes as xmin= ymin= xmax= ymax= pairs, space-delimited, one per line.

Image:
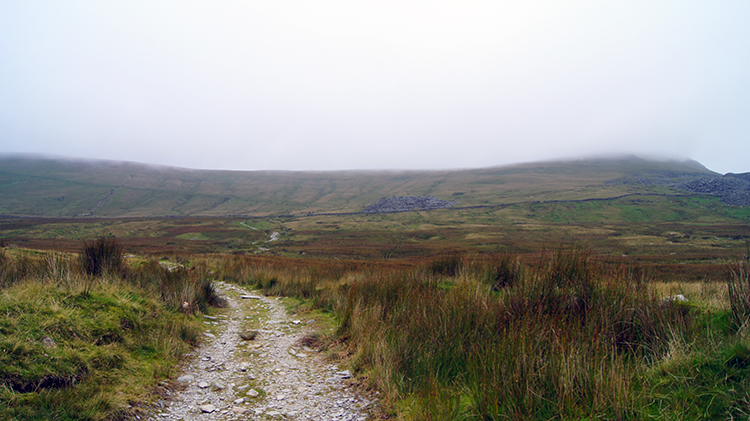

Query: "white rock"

xmin=199 ymin=404 xmax=216 ymax=413
xmin=233 ymin=398 xmax=245 ymax=404
xmin=247 ymin=389 xmax=260 ymax=397
xmin=176 ymin=374 xmax=194 ymax=383
xmin=197 ymin=382 xmax=210 ymax=389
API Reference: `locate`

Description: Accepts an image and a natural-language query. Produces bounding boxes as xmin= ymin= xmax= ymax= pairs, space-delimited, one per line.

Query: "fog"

xmin=1 ymin=2 xmax=749 ymax=173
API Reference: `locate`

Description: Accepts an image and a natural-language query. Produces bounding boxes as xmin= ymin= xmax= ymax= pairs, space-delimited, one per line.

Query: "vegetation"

xmin=0 ymin=241 xmax=224 ymax=420
xmin=2 ymin=157 xmax=750 ymax=419
xmin=211 ymin=248 xmax=750 ymax=420
xmin=0 ymin=156 xmax=718 ymax=217
xmin=80 ymin=236 xmax=123 ymax=276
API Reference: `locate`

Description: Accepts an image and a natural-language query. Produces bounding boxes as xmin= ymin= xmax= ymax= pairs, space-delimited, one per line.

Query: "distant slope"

xmin=0 ymin=155 xmax=722 ymax=218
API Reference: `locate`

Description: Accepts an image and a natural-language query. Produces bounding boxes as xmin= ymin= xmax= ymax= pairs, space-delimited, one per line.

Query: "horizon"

xmin=2 ymin=2 xmax=749 ymax=174
xmin=0 ymin=151 xmax=730 ymax=175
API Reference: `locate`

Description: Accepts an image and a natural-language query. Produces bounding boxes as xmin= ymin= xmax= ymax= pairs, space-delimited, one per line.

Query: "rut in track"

xmin=148 ymin=282 xmax=377 ymax=420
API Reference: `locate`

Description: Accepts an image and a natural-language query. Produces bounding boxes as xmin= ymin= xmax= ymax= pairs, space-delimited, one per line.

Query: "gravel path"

xmin=149 ymin=282 xmax=376 ymax=420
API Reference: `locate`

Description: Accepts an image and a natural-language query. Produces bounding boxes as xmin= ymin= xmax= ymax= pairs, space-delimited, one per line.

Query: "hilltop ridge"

xmin=0 ymin=155 xmax=737 ymax=218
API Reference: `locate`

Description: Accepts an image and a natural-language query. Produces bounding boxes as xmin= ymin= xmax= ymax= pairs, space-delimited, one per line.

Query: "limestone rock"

xmin=176 ymin=374 xmax=194 ymax=383
xmin=199 ymin=404 xmax=216 ymax=413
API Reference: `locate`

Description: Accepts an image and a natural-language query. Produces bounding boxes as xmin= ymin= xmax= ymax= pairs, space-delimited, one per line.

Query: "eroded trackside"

xmin=150 ymin=282 xmax=377 ymax=420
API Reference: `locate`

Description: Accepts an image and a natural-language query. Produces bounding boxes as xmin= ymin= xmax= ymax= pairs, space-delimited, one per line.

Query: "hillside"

xmin=0 ymin=155 xmax=730 ymax=218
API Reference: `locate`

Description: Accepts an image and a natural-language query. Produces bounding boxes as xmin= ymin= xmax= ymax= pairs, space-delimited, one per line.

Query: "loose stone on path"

xmin=147 ymin=282 xmax=376 ymax=420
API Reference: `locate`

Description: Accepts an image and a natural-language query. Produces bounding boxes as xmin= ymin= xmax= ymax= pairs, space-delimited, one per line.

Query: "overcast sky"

xmin=1 ymin=2 xmax=749 ymax=173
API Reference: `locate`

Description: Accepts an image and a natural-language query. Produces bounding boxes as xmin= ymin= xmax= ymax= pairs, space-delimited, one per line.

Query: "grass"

xmin=0 ymin=242 xmax=225 ymax=420
xmin=4 ymin=239 xmax=750 ymax=419
xmin=204 ymin=247 xmax=750 ymax=420
xmin=4 ymin=156 xmax=750 ymax=419
xmin=0 ymin=156 xmax=718 ymax=218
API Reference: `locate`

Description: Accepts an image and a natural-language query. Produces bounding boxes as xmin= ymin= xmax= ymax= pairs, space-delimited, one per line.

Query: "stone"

xmin=240 ymin=295 xmax=263 ymax=300
xmin=239 ymin=330 xmax=258 ymax=341
xmin=199 ymin=404 xmax=216 ymax=413
xmin=232 ymin=407 xmax=248 ymax=414
xmin=233 ymin=398 xmax=245 ymax=405
xmin=197 ymin=381 xmax=210 ymax=389
xmin=335 ymin=370 xmax=352 ymax=379
xmin=41 ymin=336 xmax=56 ymax=348
xmin=363 ymin=196 xmax=458 ymax=213
xmin=176 ymin=374 xmax=194 ymax=383
xmin=247 ymin=389 xmax=260 ymax=397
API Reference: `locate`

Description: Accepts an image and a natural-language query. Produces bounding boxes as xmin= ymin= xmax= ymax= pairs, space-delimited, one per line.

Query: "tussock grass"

xmin=728 ymin=258 xmax=750 ymax=331
xmin=80 ymin=236 xmax=123 ymax=277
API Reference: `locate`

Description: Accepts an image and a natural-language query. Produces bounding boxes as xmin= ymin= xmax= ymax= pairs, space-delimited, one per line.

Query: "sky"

xmin=1 ymin=1 xmax=749 ymax=173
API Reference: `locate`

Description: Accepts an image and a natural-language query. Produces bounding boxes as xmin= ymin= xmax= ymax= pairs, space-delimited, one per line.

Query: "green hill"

xmin=0 ymin=155 xmax=720 ymax=218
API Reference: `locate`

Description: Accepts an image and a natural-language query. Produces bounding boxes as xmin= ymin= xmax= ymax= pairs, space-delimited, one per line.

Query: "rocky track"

xmin=148 ymin=282 xmax=376 ymax=420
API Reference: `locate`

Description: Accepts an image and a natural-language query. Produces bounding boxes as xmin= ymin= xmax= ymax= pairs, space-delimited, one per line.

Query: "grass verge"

xmin=0 ymin=244 xmax=223 ymax=420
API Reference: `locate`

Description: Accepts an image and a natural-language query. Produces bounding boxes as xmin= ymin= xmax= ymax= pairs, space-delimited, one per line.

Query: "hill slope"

xmin=0 ymin=155 xmax=728 ymax=218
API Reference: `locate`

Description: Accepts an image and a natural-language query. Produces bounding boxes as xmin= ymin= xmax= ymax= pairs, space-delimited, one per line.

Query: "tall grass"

xmin=80 ymin=236 xmax=123 ymax=277
xmin=212 ymin=248 xmax=706 ymax=419
xmin=126 ymin=261 xmax=227 ymax=314
xmin=727 ymin=249 xmax=750 ymax=331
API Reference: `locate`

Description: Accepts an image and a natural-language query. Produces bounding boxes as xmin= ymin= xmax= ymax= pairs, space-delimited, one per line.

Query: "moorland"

xmin=1 ymin=155 xmax=750 ymax=420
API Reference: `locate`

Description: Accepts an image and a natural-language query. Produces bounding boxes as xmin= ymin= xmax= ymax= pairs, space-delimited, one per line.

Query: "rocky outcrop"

xmin=676 ymin=174 xmax=750 ymax=206
xmin=606 ymin=172 xmax=750 ymax=206
xmin=363 ymin=196 xmax=458 ymax=213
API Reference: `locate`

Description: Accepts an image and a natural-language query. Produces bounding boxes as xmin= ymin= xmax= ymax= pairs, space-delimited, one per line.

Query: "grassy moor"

xmin=1 ymin=156 xmax=750 ymax=420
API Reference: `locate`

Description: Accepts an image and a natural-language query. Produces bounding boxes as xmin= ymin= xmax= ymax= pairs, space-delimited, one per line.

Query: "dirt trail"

xmin=149 ymin=282 xmax=376 ymax=420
